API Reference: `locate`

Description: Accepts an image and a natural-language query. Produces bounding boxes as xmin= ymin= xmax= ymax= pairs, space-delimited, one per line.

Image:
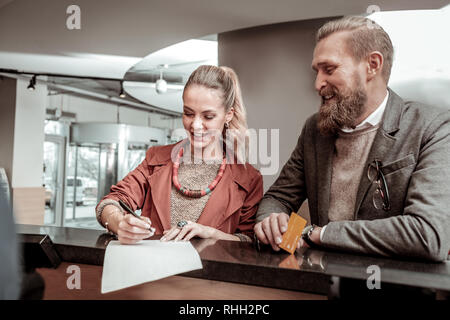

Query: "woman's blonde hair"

xmin=183 ymin=65 xmax=248 ymax=163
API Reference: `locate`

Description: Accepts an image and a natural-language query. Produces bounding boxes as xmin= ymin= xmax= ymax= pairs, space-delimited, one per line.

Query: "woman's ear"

xmin=225 ymin=107 xmax=235 ymax=124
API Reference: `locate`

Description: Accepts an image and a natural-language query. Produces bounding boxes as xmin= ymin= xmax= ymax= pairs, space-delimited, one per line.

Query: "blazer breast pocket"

xmin=359 ymin=154 xmax=417 ymax=220
xmin=380 ymin=153 xmax=416 ymax=216
xmin=381 ymin=153 xmax=416 ymax=176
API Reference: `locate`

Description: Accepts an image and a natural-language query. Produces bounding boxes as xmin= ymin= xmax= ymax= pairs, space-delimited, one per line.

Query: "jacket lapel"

xmin=353 ymin=89 xmax=403 ymax=218
xmin=146 ymin=141 xmax=185 ymax=231
xmin=147 ymin=162 xmax=173 ymax=230
xmin=315 ymin=132 xmax=335 ymax=226
xmin=197 ymin=165 xmax=244 ymax=228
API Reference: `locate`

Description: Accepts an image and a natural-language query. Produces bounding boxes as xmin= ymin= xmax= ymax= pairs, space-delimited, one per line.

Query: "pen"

xmin=118 ymin=200 xmax=154 ymax=232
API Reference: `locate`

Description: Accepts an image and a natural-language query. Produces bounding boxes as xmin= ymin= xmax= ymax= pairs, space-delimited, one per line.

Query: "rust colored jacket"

xmin=99 ymin=141 xmax=263 ymax=238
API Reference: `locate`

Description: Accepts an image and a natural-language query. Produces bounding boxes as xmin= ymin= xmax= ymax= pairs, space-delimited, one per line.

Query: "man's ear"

xmin=367 ymin=51 xmax=383 ymax=81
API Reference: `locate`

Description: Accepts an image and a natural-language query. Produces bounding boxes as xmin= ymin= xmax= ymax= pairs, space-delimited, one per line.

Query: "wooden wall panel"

xmin=37 ymin=262 xmax=327 ymax=300
xmin=13 ymin=187 xmax=45 ymax=225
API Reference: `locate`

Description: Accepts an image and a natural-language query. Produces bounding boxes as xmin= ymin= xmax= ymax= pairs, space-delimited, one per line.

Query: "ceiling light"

xmin=155 ymin=79 xmax=167 ymax=94
xmin=119 ymin=81 xmax=126 ymax=98
xmin=155 ymin=69 xmax=167 ymax=94
xmin=27 ymin=75 xmax=36 ymax=91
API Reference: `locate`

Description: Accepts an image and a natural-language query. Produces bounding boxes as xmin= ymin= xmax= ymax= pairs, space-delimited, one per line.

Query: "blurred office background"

xmin=0 ymin=0 xmax=448 ymax=230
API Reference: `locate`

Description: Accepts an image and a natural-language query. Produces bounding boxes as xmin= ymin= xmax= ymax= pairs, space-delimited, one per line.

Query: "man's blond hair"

xmin=317 ymin=16 xmax=394 ymax=83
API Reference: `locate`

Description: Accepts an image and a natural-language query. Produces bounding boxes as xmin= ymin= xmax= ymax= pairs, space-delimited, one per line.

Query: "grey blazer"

xmin=257 ymin=89 xmax=450 ymax=261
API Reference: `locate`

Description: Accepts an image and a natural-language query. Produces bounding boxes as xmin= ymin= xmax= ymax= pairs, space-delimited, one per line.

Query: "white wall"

xmin=11 ymin=79 xmax=47 ymax=188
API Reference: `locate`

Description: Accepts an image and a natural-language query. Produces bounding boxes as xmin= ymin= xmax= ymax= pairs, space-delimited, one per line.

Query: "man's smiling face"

xmin=312 ymin=31 xmax=368 ymax=135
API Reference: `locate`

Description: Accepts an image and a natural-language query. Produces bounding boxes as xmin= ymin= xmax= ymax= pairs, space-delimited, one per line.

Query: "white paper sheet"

xmin=101 ymin=240 xmax=203 ymax=294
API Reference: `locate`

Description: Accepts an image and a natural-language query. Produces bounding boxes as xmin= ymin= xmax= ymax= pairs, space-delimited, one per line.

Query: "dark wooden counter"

xmin=17 ymin=224 xmax=450 ymax=298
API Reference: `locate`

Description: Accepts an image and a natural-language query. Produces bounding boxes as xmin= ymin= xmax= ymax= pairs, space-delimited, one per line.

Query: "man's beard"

xmin=317 ymin=83 xmax=367 ymax=136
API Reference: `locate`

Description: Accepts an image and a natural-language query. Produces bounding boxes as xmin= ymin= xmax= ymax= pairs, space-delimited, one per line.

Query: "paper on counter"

xmin=101 ymin=240 xmax=203 ymax=294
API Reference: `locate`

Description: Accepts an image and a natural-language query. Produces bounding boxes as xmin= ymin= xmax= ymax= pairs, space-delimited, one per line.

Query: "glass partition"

xmin=43 ymin=134 xmax=65 ymax=226
xmin=65 ymin=144 xmax=101 ymax=229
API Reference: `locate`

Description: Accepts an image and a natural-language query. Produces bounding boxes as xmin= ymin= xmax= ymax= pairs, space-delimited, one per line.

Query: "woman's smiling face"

xmin=182 ymin=84 xmax=233 ymax=151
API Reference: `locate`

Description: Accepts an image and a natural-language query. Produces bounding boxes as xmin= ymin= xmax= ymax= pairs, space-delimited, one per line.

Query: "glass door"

xmin=43 ymin=134 xmax=65 ymax=226
xmin=65 ymin=144 xmax=101 ymax=229
xmin=126 ymin=143 xmax=149 ymax=172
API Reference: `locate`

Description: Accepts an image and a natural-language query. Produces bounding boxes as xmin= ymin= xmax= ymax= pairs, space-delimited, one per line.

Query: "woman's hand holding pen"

xmin=113 ymin=200 xmax=156 ymax=244
xmin=101 ymin=204 xmax=155 ymax=244
xmin=117 ymin=214 xmax=156 ymax=245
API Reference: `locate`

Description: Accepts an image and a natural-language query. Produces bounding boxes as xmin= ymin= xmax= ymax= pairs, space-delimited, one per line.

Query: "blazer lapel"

xmin=146 ymin=140 xmax=186 ymax=230
xmin=147 ymin=162 xmax=173 ymax=230
xmin=315 ymin=132 xmax=335 ymax=226
xmin=353 ymin=89 xmax=403 ymax=218
xmin=197 ymin=165 xmax=244 ymax=228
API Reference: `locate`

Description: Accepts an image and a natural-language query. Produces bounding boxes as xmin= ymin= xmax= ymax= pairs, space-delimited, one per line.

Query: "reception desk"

xmin=17 ymin=224 xmax=450 ymax=300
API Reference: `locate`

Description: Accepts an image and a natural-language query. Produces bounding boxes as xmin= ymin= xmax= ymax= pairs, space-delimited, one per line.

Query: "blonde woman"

xmin=96 ymin=65 xmax=263 ymax=244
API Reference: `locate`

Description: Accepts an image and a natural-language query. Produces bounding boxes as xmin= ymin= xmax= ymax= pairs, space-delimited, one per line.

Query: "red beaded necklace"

xmin=172 ymin=144 xmax=227 ymax=198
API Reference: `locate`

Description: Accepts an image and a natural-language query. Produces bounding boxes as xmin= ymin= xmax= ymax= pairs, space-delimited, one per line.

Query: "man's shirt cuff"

xmin=320 ymin=225 xmax=327 ymax=243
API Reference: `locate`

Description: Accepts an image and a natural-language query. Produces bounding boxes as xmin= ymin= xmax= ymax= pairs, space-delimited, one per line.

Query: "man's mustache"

xmin=319 ymin=86 xmax=337 ymax=97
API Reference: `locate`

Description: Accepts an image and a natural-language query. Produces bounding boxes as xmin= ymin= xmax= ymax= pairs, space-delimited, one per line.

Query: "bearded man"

xmin=254 ymin=16 xmax=450 ymax=262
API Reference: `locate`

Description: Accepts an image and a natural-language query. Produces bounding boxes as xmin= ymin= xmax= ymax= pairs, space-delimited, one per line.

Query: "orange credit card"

xmin=279 ymin=212 xmax=307 ymax=254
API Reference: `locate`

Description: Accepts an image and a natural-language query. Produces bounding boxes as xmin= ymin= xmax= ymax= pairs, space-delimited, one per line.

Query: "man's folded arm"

xmin=321 ymin=112 xmax=450 ymax=261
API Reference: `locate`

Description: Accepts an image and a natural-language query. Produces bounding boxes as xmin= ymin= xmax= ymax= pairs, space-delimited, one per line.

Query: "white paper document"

xmin=101 ymin=240 xmax=203 ymax=293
